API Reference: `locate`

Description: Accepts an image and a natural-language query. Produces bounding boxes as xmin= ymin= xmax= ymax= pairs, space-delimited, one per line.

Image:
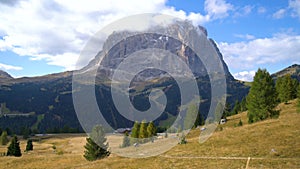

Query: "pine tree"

xmin=276 ymin=75 xmax=299 ymax=103
xmin=7 ymin=135 xmax=22 ymax=157
xmin=139 ymin=120 xmax=148 ymax=143
xmin=121 ymin=131 xmax=130 ymax=148
xmin=199 ymin=113 xmax=205 ymax=126
xmin=178 ymin=133 xmax=187 ymax=144
xmin=240 ymin=97 xmax=247 ymax=112
xmin=0 ymin=131 xmax=9 ymax=145
xmin=184 ymin=103 xmax=198 ymax=129
xmin=231 ymin=100 xmax=240 ymax=115
xmin=224 ymin=102 xmax=231 ymax=117
xmin=130 ymin=121 xmax=140 ymax=145
xmin=214 ymin=102 xmax=224 ymax=123
xmin=147 ymin=121 xmax=156 ymax=142
xmin=26 ymin=139 xmax=33 ymax=151
xmin=83 ymin=125 xmax=110 ymax=161
xmin=297 ymin=84 xmax=300 ymax=111
xmin=247 ymin=69 xmax=279 ymax=123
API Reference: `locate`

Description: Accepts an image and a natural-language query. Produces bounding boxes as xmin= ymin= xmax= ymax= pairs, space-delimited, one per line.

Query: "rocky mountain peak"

xmin=83 ymin=21 xmax=234 ymax=81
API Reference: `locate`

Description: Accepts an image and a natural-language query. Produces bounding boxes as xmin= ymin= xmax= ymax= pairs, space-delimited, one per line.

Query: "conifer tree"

xmin=147 ymin=121 xmax=156 ymax=142
xmin=7 ymin=135 xmax=22 ymax=157
xmin=121 ymin=131 xmax=130 ymax=148
xmin=199 ymin=113 xmax=205 ymax=126
xmin=297 ymin=84 xmax=300 ymax=110
xmin=276 ymin=75 xmax=299 ymax=103
xmin=240 ymin=97 xmax=247 ymax=112
xmin=223 ymin=102 xmax=231 ymax=117
xmin=130 ymin=121 xmax=140 ymax=145
xmin=0 ymin=130 xmax=9 ymax=145
xmin=184 ymin=103 xmax=198 ymax=129
xmin=231 ymin=100 xmax=240 ymax=115
xmin=83 ymin=125 xmax=110 ymax=161
xmin=247 ymin=69 xmax=279 ymax=123
xmin=26 ymin=139 xmax=33 ymax=151
xmin=139 ymin=120 xmax=148 ymax=143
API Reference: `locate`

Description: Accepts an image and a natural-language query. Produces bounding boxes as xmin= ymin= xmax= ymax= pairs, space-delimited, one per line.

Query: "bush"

xmin=178 ymin=133 xmax=187 ymax=144
xmin=0 ymin=131 xmax=9 ymax=145
xmin=238 ymin=119 xmax=243 ymax=126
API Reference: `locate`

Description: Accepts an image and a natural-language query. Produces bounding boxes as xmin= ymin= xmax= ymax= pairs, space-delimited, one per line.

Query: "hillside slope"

xmin=0 ymin=100 xmax=299 ymax=169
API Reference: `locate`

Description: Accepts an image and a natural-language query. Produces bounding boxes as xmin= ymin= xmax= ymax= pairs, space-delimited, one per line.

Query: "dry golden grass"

xmin=0 ymin=100 xmax=299 ymax=169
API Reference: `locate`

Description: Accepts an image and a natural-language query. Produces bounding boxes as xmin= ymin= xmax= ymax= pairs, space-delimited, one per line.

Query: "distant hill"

xmin=271 ymin=64 xmax=300 ymax=81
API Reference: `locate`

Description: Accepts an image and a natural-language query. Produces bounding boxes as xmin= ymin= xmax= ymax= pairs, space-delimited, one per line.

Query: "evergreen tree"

xmin=276 ymin=75 xmax=299 ymax=103
xmin=130 ymin=121 xmax=140 ymax=145
xmin=214 ymin=102 xmax=224 ymax=123
xmin=224 ymin=102 xmax=231 ymax=117
xmin=184 ymin=103 xmax=198 ymax=129
xmin=22 ymin=127 xmax=31 ymax=139
xmin=7 ymin=135 xmax=22 ymax=157
xmin=25 ymin=139 xmax=33 ymax=151
xmin=240 ymin=97 xmax=247 ymax=112
xmin=246 ymin=69 xmax=279 ymax=123
xmin=121 ymin=131 xmax=130 ymax=148
xmin=139 ymin=120 xmax=148 ymax=143
xmin=83 ymin=125 xmax=110 ymax=161
xmin=0 ymin=131 xmax=9 ymax=145
xmin=199 ymin=113 xmax=205 ymax=126
xmin=231 ymin=100 xmax=240 ymax=115
xmin=297 ymin=84 xmax=300 ymax=111
xmin=147 ymin=121 xmax=156 ymax=142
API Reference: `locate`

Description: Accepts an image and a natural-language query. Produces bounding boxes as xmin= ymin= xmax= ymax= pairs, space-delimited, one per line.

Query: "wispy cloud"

xmin=204 ymin=0 xmax=234 ymax=19
xmin=0 ymin=63 xmax=23 ymax=71
xmin=234 ymin=34 xmax=255 ymax=40
xmin=273 ymin=9 xmax=286 ymax=19
xmin=271 ymin=0 xmax=300 ymax=20
xmin=289 ymin=0 xmax=300 ymax=19
xmin=233 ymin=5 xmax=254 ymax=17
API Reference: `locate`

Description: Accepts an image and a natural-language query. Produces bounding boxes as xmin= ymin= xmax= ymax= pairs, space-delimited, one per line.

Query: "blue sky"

xmin=0 ymin=0 xmax=299 ymax=81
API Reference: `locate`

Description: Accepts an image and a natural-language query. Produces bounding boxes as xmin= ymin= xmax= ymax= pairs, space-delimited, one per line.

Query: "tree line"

xmin=223 ymin=69 xmax=299 ymax=123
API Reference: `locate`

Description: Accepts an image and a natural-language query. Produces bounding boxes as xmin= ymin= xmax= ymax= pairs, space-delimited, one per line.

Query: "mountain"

xmin=0 ymin=70 xmax=13 ymax=80
xmin=271 ymin=64 xmax=300 ymax=81
xmin=0 ymin=22 xmax=249 ymax=134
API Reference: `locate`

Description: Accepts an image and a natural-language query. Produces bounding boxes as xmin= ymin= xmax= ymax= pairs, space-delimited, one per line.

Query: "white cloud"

xmin=233 ymin=70 xmax=256 ymax=82
xmin=289 ymin=0 xmax=300 ymax=19
xmin=218 ymin=33 xmax=300 ymax=71
xmin=234 ymin=34 xmax=255 ymax=40
xmin=0 ymin=63 xmax=23 ymax=71
xmin=0 ymin=0 xmax=236 ymax=71
xmin=273 ymin=9 xmax=286 ymax=19
xmin=233 ymin=5 xmax=254 ymax=17
xmin=204 ymin=0 xmax=234 ymax=19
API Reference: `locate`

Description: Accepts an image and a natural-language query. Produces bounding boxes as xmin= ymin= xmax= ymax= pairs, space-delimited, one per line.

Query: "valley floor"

xmin=0 ymin=100 xmax=299 ymax=169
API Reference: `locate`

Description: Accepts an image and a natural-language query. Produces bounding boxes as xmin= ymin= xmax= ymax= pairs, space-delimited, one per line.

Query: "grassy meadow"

xmin=0 ymin=100 xmax=299 ymax=169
